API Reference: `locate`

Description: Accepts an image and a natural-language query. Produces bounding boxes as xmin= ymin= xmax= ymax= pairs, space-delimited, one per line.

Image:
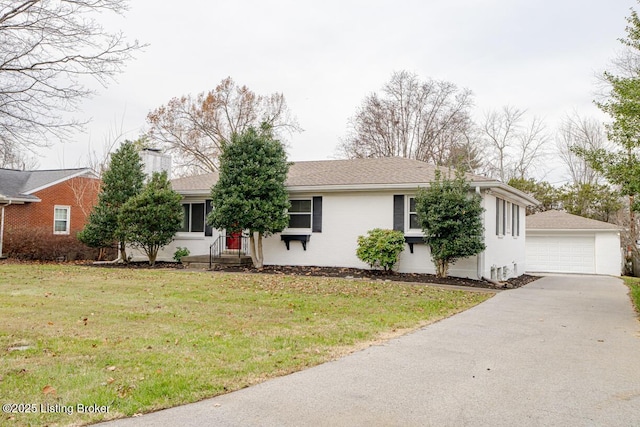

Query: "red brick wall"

xmin=4 ymin=176 xmax=101 ymax=243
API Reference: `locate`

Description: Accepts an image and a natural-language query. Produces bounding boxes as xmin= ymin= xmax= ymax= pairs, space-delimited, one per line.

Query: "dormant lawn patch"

xmin=0 ymin=264 xmax=491 ymax=426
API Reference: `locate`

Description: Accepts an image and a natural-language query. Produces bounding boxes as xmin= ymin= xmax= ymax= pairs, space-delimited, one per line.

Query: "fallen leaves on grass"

xmin=42 ymin=385 xmax=56 ymax=395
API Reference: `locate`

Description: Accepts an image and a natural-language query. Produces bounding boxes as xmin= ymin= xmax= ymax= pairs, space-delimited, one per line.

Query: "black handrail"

xmin=209 ymin=232 xmax=251 ymax=268
xmin=209 ymin=235 xmax=224 ymax=269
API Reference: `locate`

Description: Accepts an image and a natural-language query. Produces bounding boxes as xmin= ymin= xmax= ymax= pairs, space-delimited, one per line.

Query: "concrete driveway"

xmin=99 ymin=275 xmax=640 ymax=426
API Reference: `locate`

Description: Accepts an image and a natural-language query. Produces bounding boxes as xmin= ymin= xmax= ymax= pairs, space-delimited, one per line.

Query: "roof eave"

xmin=175 ymin=180 xmax=538 ymax=203
xmin=0 ymin=195 xmax=39 ymax=204
xmin=526 ymin=227 xmax=621 ymax=232
xmin=24 ymin=168 xmax=99 ymax=195
xmin=474 ymin=182 xmax=540 ymax=206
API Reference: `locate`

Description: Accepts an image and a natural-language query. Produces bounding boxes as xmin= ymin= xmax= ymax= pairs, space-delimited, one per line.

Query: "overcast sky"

xmin=39 ymin=0 xmax=637 ymax=183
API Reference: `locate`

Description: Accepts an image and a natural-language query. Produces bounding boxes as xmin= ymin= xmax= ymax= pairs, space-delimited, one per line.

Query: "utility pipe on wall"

xmin=475 ymin=186 xmax=485 ymax=280
xmin=0 ymin=200 xmax=11 ymax=258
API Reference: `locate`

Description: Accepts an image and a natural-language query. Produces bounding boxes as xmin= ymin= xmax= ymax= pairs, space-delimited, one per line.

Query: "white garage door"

xmin=526 ymin=235 xmax=596 ymax=274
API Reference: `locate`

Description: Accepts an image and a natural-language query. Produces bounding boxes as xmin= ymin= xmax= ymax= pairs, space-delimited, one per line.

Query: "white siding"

xmin=263 ymin=192 xmax=393 ymax=270
xmin=142 ymin=190 xmax=529 ymax=279
xmin=481 ymin=193 xmax=527 ymax=280
xmin=595 ymin=232 xmax=623 ymax=275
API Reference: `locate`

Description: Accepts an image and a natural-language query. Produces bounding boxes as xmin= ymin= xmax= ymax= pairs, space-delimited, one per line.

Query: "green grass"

xmin=0 ymin=263 xmax=491 ymax=426
xmin=624 ymin=276 xmax=640 ymax=314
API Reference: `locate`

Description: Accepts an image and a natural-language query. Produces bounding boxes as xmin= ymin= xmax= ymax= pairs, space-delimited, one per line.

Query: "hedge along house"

xmin=146 ymin=157 xmax=538 ymax=280
xmin=0 ymin=168 xmax=100 ymax=258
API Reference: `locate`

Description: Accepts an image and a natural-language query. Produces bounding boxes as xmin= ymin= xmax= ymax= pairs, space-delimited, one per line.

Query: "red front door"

xmin=226 ymin=231 xmax=241 ymax=250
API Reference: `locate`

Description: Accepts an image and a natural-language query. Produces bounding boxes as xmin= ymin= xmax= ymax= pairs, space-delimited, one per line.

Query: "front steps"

xmin=181 ymin=253 xmax=252 ymax=269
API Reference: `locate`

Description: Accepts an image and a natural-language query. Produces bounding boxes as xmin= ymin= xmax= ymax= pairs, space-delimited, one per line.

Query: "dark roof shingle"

xmin=171 ymin=157 xmax=493 ymax=192
xmin=526 ymin=210 xmax=620 ymax=230
xmin=0 ymin=168 xmax=93 ymax=201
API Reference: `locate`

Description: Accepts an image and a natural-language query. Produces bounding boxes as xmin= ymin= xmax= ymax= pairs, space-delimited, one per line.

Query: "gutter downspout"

xmin=475 ymin=186 xmax=484 ymax=281
xmin=0 ymin=200 xmax=11 ymax=259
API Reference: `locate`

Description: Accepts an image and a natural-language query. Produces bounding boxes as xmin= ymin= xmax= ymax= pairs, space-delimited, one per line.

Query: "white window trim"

xmin=180 ymin=202 xmax=205 ymax=233
xmin=53 ymin=205 xmax=71 ymax=235
xmin=506 ymin=202 xmax=512 ymax=235
xmin=407 ymin=196 xmax=422 ymax=233
xmin=286 ymin=198 xmax=313 ymax=232
xmin=512 ymin=204 xmax=520 ymax=238
xmin=496 ymin=198 xmax=505 ymax=237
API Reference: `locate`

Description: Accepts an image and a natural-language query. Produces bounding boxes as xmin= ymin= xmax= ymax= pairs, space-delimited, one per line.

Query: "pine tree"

xmin=78 ymin=140 xmax=145 ymax=261
xmin=573 ymin=5 xmax=640 ymax=252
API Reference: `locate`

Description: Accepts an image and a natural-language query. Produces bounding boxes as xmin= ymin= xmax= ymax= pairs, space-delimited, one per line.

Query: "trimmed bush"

xmin=173 ymin=247 xmax=190 ymax=263
xmin=4 ymin=225 xmax=110 ymax=261
xmin=356 ymin=228 xmax=406 ymax=272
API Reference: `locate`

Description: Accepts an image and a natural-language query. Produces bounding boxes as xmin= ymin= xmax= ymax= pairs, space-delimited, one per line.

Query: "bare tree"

xmin=146 ymin=77 xmax=300 ymax=176
xmin=480 ymin=106 xmax=548 ymax=181
xmin=338 ymin=71 xmax=477 ymax=167
xmin=83 ymin=118 xmax=129 ymax=177
xmin=511 ymin=116 xmax=548 ymax=180
xmin=557 ymin=112 xmax=608 ymax=185
xmin=0 ymin=139 xmax=39 ymax=169
xmin=0 ymin=0 xmax=143 ymax=155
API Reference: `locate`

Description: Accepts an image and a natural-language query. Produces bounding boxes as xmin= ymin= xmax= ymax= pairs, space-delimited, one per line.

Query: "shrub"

xmin=119 ymin=171 xmax=183 ymax=266
xmin=4 ymin=225 xmax=110 ymax=261
xmin=173 ymin=247 xmax=190 ymax=262
xmin=356 ymin=228 xmax=406 ymax=272
xmin=414 ymin=170 xmax=485 ymax=278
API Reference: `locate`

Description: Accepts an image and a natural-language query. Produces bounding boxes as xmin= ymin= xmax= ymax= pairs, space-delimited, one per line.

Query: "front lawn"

xmin=0 ymin=264 xmax=491 ymax=426
xmin=624 ymin=276 xmax=640 ymax=314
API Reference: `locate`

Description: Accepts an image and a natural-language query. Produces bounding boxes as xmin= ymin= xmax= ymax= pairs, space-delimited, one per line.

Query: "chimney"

xmin=140 ymin=148 xmax=171 ymax=180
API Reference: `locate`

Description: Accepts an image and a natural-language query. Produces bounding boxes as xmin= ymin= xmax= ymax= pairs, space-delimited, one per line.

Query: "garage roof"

xmin=526 ymin=210 xmax=620 ymax=230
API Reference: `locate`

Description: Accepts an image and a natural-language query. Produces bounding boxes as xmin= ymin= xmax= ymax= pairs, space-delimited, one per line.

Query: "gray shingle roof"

xmin=526 ymin=210 xmax=620 ymax=230
xmin=171 ymin=157 xmax=494 ymax=192
xmin=0 ymin=168 xmax=93 ymax=201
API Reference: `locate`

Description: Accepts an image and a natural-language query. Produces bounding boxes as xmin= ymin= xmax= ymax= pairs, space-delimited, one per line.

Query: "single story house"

xmin=525 ymin=210 xmax=622 ymax=276
xmin=0 ymin=168 xmax=100 ymax=257
xmin=146 ymin=157 xmax=538 ymax=280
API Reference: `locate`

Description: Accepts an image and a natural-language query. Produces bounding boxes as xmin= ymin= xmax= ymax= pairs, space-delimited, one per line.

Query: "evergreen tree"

xmin=78 ymin=140 xmax=145 ymax=261
xmin=508 ymin=178 xmax=561 ymax=215
xmin=559 ymin=183 xmax=622 ymax=223
xmin=119 ymin=171 xmax=183 ymax=266
xmin=414 ymin=170 xmax=485 ymax=278
xmin=574 ymin=5 xmax=640 ymax=244
xmin=207 ymin=124 xmax=290 ymax=268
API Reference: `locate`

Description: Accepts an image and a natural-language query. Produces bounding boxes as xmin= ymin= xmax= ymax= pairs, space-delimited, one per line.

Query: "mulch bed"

xmin=208 ymin=264 xmax=539 ymax=290
xmin=1 ymin=258 xmax=539 ymax=290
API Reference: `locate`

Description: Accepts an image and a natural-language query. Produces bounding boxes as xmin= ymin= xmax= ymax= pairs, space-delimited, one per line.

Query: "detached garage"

xmin=526 ymin=210 xmax=622 ymax=276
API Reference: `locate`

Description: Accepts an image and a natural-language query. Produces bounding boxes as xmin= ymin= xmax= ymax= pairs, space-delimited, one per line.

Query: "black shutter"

xmin=312 ymin=196 xmax=322 ymax=232
xmin=496 ymin=198 xmax=500 ymax=236
xmin=502 ymin=200 xmax=506 ymax=236
xmin=204 ymin=199 xmax=213 ymax=236
xmin=393 ymin=195 xmax=404 ymax=232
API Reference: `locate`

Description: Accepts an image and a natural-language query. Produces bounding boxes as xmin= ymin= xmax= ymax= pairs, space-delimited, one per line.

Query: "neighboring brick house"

xmin=0 ymin=168 xmax=100 ymax=258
